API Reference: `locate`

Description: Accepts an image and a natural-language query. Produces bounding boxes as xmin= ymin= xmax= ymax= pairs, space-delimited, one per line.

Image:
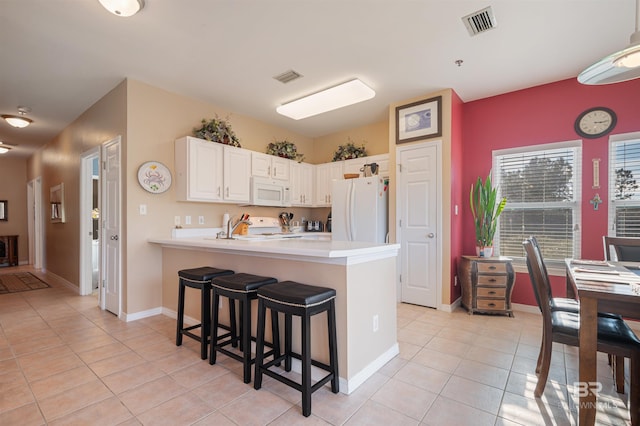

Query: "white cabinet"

xmin=175 ymin=136 xmax=223 ymax=202
xmin=175 ymin=137 xmax=251 ymax=204
xmin=342 ymin=154 xmax=390 ymax=178
xmin=223 ymin=145 xmax=252 ymax=203
xmin=315 ymin=162 xmax=343 ymax=206
xmin=290 ymin=161 xmax=314 ymax=206
xmin=251 ymin=152 xmax=290 ymax=181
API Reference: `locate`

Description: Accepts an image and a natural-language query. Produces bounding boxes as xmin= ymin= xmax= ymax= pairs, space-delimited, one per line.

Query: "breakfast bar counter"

xmin=149 ymin=236 xmax=400 ymax=394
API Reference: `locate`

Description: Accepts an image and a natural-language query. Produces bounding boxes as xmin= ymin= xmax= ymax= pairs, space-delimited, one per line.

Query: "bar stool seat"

xmin=176 ymin=266 xmax=234 ymax=360
xmin=254 ymin=281 xmax=339 ymax=417
xmin=210 ymin=273 xmax=279 ymax=383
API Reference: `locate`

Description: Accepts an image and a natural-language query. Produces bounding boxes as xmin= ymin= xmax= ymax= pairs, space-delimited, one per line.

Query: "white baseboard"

xmin=162 ymin=307 xmax=200 ymax=326
xmin=124 ymin=307 xmax=163 ymax=322
xmin=42 ymin=270 xmax=79 ymax=293
xmin=440 ymin=297 xmax=461 ymax=313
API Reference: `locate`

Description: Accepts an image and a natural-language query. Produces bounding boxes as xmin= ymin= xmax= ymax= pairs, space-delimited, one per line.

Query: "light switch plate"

xmin=139 ymin=204 xmax=147 ymax=215
xmin=198 ymin=216 xmax=205 ymax=225
xmin=185 ymin=216 xmax=191 ymax=225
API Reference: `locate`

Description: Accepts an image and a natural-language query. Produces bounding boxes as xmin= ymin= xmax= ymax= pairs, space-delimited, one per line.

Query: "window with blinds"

xmin=609 ymin=136 xmax=640 ymax=236
xmin=493 ymin=142 xmax=582 ymax=264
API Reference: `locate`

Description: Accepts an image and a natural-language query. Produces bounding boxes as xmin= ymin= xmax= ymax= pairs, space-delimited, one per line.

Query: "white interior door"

xmin=27 ymin=177 xmax=43 ymax=269
xmin=397 ymin=142 xmax=440 ymax=308
xmin=102 ymin=137 xmax=122 ymax=315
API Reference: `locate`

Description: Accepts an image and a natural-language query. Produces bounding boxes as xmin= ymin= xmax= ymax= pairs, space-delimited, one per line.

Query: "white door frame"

xmin=80 ymin=147 xmax=100 ymax=296
xmin=395 ymin=140 xmax=443 ymax=309
xmin=27 ymin=177 xmax=43 ymax=269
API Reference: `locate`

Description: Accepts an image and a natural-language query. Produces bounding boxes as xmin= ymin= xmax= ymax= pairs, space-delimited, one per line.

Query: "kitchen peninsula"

xmin=149 ymin=235 xmax=400 ymax=394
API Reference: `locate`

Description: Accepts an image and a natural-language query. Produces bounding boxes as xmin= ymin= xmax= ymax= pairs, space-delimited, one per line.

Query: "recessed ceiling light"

xmin=276 ymin=79 xmax=375 ymax=120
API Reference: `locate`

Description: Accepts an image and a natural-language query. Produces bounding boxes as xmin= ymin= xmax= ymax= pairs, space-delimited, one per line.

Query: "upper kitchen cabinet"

xmin=342 ymin=154 xmax=390 ymax=178
xmin=175 ymin=136 xmax=251 ymax=204
xmin=290 ymin=161 xmax=314 ymax=206
xmin=315 ymin=162 xmax=343 ymax=206
xmin=251 ymin=152 xmax=290 ymax=181
xmin=175 ymin=136 xmax=223 ymax=202
xmin=223 ymin=145 xmax=251 ymax=203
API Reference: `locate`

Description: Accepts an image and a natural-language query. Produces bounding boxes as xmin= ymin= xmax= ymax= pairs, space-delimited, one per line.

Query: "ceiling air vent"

xmin=273 ymin=70 xmax=303 ymax=84
xmin=462 ymin=6 xmax=497 ymax=36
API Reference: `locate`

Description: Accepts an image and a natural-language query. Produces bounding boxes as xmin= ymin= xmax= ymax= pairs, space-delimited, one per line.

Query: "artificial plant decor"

xmin=470 ymin=171 xmax=507 ymax=257
xmin=332 ymin=139 xmax=367 ymax=162
xmin=266 ymin=140 xmax=304 ymax=161
xmin=193 ymin=115 xmax=241 ymax=147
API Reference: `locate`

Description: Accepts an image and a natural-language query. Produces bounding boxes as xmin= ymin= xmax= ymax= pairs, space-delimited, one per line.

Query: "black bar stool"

xmin=254 ymin=281 xmax=339 ymax=417
xmin=209 ymin=273 xmax=279 ymax=383
xmin=176 ymin=266 xmax=234 ymax=359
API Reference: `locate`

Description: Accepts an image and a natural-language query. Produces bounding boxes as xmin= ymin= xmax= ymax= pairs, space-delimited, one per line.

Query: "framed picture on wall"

xmin=395 ymin=96 xmax=442 ymax=144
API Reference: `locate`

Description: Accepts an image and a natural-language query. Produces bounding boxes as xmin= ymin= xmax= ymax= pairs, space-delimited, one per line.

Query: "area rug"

xmin=0 ymin=272 xmax=50 ymax=294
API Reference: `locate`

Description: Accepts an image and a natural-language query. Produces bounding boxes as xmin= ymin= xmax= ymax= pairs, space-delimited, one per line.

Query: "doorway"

xmin=396 ymin=141 xmax=441 ymax=308
xmin=80 ymin=148 xmax=100 ymax=296
xmin=27 ymin=177 xmax=43 ymax=269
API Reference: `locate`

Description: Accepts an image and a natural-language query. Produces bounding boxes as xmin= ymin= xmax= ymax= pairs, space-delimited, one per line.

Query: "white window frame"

xmin=608 ymin=131 xmax=640 ymax=237
xmin=493 ymin=140 xmax=582 ymax=275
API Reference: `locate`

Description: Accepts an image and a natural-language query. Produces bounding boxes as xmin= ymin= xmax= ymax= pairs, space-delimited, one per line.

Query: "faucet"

xmin=226 ymin=216 xmax=252 ymax=239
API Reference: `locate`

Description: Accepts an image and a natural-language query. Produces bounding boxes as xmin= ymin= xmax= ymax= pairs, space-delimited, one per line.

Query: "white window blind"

xmin=609 ymin=136 xmax=640 ymax=236
xmin=493 ymin=142 xmax=582 ymax=264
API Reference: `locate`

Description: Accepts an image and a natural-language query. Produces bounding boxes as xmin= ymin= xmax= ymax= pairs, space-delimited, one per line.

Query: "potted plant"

xmin=193 ymin=115 xmax=241 ymax=147
xmin=266 ymin=140 xmax=304 ymax=161
xmin=332 ymin=139 xmax=367 ymax=162
xmin=470 ymin=171 xmax=507 ymax=257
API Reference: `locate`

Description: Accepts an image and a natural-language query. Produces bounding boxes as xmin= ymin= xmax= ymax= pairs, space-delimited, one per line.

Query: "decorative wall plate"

xmin=137 ymin=161 xmax=172 ymax=194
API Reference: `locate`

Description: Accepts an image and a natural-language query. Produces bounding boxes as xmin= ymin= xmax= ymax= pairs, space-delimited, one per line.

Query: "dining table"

xmin=565 ymin=258 xmax=640 ymax=426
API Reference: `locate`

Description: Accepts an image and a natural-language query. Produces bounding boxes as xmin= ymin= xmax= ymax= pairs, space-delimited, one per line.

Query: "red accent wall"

xmin=459 ymin=77 xmax=640 ymax=306
xmin=450 ymin=90 xmax=465 ymax=302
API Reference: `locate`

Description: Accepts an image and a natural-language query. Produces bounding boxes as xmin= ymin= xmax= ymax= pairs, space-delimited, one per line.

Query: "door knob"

xmin=427 ymin=233 xmax=435 ymax=238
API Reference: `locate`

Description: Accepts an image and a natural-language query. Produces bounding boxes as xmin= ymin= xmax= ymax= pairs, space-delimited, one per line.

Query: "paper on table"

xmin=573 ymin=267 xmax=620 ymax=275
xmin=571 ymin=259 xmax=611 ymax=266
xmin=574 ymin=273 xmax=630 ymax=284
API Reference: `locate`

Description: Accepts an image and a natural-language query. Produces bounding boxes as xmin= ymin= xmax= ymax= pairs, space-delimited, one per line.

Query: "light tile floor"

xmin=0 ymin=266 xmax=634 ymax=425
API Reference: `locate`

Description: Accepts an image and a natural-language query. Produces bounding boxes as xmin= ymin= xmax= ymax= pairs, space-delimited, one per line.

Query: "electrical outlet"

xmin=139 ymin=204 xmax=147 ymax=215
xmin=373 ymin=314 xmax=379 ymax=332
xmin=185 ymin=215 xmax=192 ymax=225
xmin=198 ymin=216 xmax=205 ymax=225
xmin=454 ymin=275 xmax=458 ymax=286
xmin=174 ymin=216 xmax=181 ymax=226
xmin=218 ymin=298 xmax=224 ymax=309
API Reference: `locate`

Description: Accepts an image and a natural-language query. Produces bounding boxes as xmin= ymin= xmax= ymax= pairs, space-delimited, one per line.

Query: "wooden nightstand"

xmin=459 ymin=255 xmax=515 ymax=317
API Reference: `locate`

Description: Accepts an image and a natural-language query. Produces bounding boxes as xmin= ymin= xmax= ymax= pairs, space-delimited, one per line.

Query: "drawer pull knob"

xmin=488 ymin=278 xmax=496 ymax=282
xmin=488 ymin=266 xmax=497 ymax=270
xmin=488 ymin=303 xmax=495 ymax=307
xmin=488 ymin=291 xmax=496 ymax=295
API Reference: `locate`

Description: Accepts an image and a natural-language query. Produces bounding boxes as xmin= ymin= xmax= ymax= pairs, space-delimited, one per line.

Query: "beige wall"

xmin=388 ymin=89 xmax=453 ymax=305
xmin=27 ymin=81 xmax=127 ymax=285
xmin=0 ymin=157 xmax=29 ymax=263
xmin=312 ymin=120 xmax=389 ymax=164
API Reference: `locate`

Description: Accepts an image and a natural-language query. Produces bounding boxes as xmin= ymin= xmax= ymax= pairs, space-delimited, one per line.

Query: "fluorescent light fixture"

xmin=2 ymin=114 xmax=32 ymax=128
xmin=98 ymin=0 xmax=144 ymax=17
xmin=578 ymin=0 xmax=640 ymax=84
xmin=276 ymin=79 xmax=375 ymax=120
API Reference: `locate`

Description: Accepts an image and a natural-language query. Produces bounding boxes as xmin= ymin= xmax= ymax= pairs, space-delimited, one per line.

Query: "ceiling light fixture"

xmin=2 ymin=106 xmax=33 ymax=128
xmin=578 ymin=0 xmax=640 ymax=84
xmin=98 ymin=0 xmax=145 ymax=17
xmin=276 ymin=79 xmax=375 ymax=120
xmin=0 ymin=143 xmax=9 ymax=155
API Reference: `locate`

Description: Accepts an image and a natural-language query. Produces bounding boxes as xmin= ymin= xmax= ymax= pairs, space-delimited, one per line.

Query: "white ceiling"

xmin=0 ymin=0 xmax=635 ymax=158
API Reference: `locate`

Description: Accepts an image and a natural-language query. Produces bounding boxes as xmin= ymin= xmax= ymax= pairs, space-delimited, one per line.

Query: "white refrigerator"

xmin=331 ymin=176 xmax=388 ymax=243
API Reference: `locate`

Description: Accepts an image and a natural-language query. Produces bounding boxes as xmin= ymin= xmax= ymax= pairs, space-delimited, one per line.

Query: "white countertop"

xmin=149 ymin=235 xmax=399 ymax=265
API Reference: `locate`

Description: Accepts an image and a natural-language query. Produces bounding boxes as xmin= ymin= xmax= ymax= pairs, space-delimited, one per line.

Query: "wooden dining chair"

xmin=603 ymin=236 xmax=640 ymax=262
xmin=523 ymin=237 xmax=640 ymax=423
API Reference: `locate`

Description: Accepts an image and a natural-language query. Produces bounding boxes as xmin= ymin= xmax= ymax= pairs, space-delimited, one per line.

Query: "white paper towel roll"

xmin=222 ymin=213 xmax=230 ymax=229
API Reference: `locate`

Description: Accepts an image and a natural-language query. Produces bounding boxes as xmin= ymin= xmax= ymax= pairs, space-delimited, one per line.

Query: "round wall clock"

xmin=575 ymin=107 xmax=617 ymax=139
xmin=137 ymin=161 xmax=172 ymax=194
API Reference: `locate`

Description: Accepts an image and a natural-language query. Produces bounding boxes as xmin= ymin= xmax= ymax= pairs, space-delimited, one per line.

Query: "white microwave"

xmin=250 ymin=177 xmax=291 ymax=207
